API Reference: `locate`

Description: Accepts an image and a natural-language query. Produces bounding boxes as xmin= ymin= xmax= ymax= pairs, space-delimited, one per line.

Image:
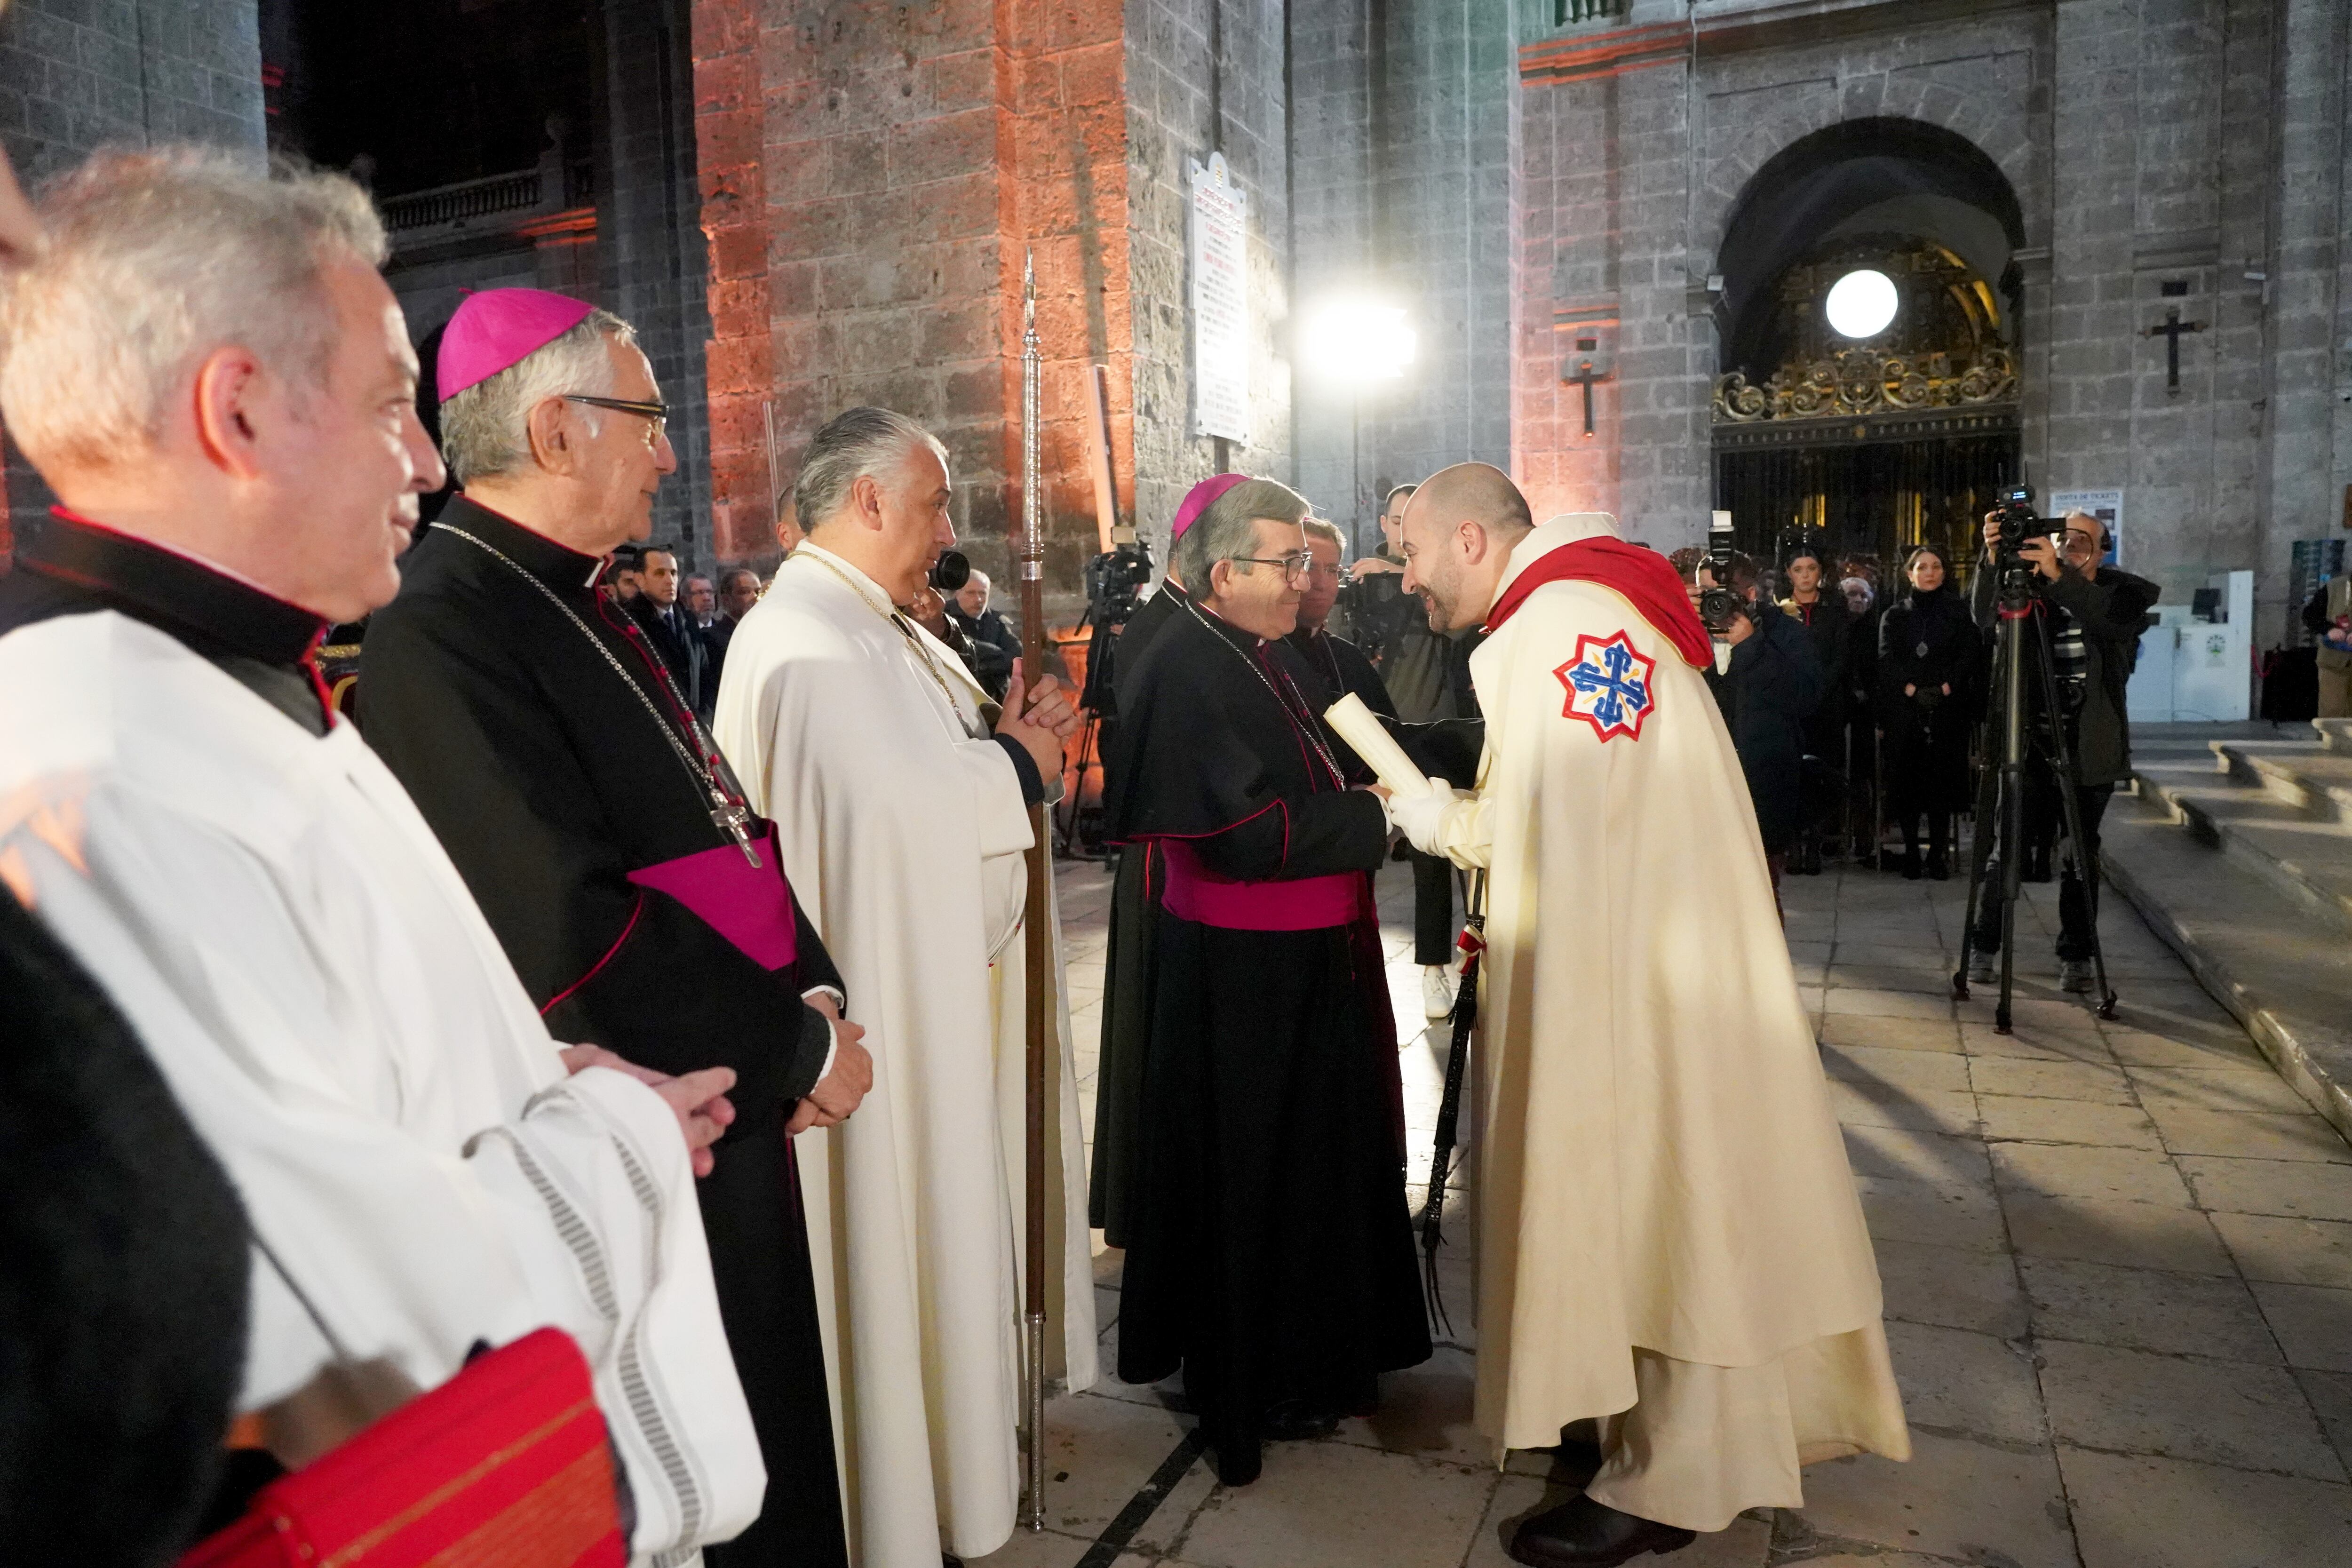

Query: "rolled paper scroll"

xmin=1323 ymin=692 xmax=1438 ymax=800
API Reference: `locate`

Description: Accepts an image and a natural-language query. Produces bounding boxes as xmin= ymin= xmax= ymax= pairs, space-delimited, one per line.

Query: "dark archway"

xmin=1714 ymin=118 xmax=2026 ymax=376
xmin=1709 ymin=118 xmax=2027 ymax=581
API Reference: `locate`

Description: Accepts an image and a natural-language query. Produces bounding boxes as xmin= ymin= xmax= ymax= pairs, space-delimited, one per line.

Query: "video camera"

xmin=1084 ymin=540 xmax=1155 ymax=633
xmin=1696 ymin=510 xmax=1748 ymax=635
xmin=1987 ymin=486 xmax=2066 ymax=564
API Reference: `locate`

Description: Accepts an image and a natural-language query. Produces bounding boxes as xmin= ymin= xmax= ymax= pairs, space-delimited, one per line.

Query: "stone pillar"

xmin=2262 ymin=0 xmax=2350 ymax=636
xmin=1290 ymin=0 xmax=1520 ymax=552
xmin=599 ymin=0 xmax=716 ymax=566
xmin=0 ymin=0 xmax=266 ymax=565
xmin=691 ymin=0 xmax=1131 ymax=614
xmin=1125 ymin=0 xmax=1292 ymax=567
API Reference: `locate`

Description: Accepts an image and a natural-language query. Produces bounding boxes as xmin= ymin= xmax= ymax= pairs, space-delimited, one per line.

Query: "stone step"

xmin=2320 ymin=716 xmax=2352 ymax=754
xmin=2136 ymin=750 xmax=2352 ymax=934
xmin=2105 ymin=781 xmax=2352 ymax=1145
xmin=2215 ymin=739 xmax=2352 ymax=825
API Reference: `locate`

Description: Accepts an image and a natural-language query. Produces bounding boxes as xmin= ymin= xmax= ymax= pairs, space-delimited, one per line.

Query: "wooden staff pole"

xmin=1016 ymin=250 xmax=1052 ymax=1533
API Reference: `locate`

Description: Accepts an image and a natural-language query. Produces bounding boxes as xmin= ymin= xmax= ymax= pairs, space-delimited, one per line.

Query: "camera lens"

xmin=929 ymin=549 xmax=971 ymax=593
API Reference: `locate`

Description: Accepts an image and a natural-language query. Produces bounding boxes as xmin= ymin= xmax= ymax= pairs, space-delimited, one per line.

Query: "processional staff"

xmin=1017 ymin=249 xmax=1053 ymax=1532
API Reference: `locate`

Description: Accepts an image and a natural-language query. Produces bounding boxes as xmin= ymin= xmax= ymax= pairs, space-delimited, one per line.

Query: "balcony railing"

xmin=380 ymin=154 xmax=596 ymax=245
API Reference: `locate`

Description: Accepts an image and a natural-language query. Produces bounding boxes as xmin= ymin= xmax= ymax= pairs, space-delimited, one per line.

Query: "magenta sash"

xmin=626 ymin=826 xmax=799 ymax=971
xmin=1157 ymin=839 xmax=1362 ymax=931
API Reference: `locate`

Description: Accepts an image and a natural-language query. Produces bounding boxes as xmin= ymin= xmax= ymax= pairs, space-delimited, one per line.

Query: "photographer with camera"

xmin=1965 ymin=510 xmax=2157 ymax=991
xmin=1876 ymin=545 xmax=1976 ymax=880
xmin=1683 ymin=547 xmax=1824 ymax=907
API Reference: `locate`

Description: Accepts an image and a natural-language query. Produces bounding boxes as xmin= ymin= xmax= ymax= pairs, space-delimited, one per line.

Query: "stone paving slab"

xmin=977 ymin=855 xmax=2352 ymax=1568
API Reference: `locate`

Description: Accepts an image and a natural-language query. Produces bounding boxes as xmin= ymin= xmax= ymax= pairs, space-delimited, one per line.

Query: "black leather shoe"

xmin=1925 ymin=852 xmax=1951 ymax=881
xmin=1508 ymin=1494 xmax=1697 ymax=1566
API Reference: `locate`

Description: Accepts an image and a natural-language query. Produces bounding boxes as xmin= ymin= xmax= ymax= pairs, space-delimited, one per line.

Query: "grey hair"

xmin=1301 ymin=516 xmax=1346 ymax=551
xmin=0 ymin=146 xmax=387 ymax=473
xmin=1172 ymin=477 xmax=1311 ymax=590
xmin=437 ymin=307 xmax=636 ymax=484
xmin=795 ymin=406 xmax=949 ymax=532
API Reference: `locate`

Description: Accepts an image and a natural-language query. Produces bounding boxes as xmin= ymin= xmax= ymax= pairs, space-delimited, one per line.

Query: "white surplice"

xmin=0 ymin=611 xmax=764 ymax=1565
xmin=1396 ymin=513 xmax=1907 ymax=1529
xmin=713 ymin=543 xmax=1096 ymax=1568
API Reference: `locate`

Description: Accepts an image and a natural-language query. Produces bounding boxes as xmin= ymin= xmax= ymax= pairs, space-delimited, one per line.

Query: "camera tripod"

xmin=1953 ymin=561 xmax=2120 ymax=1028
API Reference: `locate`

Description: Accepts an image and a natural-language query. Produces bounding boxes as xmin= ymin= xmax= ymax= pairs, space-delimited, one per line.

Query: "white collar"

xmin=1486 ymin=511 xmax=1623 ymax=614
xmin=791 ymin=539 xmax=897 ymax=617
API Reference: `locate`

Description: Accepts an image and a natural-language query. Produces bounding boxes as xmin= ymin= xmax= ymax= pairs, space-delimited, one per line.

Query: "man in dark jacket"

xmin=1691 ymin=551 xmax=1824 ymax=907
xmin=1968 ymin=511 xmax=2159 ymax=992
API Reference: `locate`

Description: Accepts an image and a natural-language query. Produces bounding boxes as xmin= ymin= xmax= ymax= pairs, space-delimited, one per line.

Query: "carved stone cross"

xmin=2143 ymin=306 xmax=2208 ymax=395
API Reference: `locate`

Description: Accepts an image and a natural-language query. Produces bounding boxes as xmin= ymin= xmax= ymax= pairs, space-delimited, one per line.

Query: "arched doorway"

xmin=1708 ymin=119 xmax=2026 ymax=588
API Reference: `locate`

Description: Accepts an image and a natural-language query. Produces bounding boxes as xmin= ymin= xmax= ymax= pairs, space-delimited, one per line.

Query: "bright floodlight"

xmin=1303 ymin=300 xmax=1416 ymax=382
xmin=1825 ymin=269 xmax=1898 ymax=339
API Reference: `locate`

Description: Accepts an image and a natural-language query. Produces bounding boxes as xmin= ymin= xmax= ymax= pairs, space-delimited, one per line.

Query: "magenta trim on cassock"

xmin=1156 ymin=839 xmax=1360 ymax=931
xmin=626 ymin=828 xmax=799 ymax=971
xmin=1168 ymin=473 xmax=1250 ymax=541
xmin=436 ymin=288 xmax=597 ymax=401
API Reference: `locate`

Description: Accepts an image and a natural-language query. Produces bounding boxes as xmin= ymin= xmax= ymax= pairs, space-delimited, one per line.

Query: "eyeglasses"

xmin=1305 ymin=561 xmax=1349 ymax=584
xmin=1230 ymin=551 xmax=1315 ymax=583
xmin=564 ymin=394 xmax=669 ymax=447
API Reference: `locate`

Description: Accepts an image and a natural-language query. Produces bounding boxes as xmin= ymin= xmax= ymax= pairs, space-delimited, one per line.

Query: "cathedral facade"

xmin=687 ymin=0 xmax=2351 ymax=638
xmin=0 ymin=0 xmax=2345 ymax=641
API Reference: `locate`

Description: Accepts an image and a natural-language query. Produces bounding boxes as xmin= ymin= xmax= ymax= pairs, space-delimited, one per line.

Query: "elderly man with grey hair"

xmin=361 ymin=290 xmax=872 ymax=1568
xmin=1098 ymin=473 xmax=1430 ymax=1487
xmin=0 ymin=151 xmax=771 ymax=1558
xmin=712 ymin=405 xmax=1092 ymax=1568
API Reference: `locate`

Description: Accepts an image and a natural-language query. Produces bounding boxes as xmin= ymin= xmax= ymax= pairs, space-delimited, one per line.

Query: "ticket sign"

xmin=1189 ymin=152 xmax=1249 ymax=443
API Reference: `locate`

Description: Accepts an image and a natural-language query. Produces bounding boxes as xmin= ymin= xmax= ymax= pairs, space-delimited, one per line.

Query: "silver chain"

xmin=431 ymin=521 xmax=762 ymax=866
xmin=1181 ymin=597 xmax=1346 ymax=788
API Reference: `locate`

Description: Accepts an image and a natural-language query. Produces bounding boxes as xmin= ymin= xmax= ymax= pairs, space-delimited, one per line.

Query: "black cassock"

xmin=358 ymin=498 xmax=847 ymax=1568
xmin=1089 ymin=577 xmax=1190 ymax=1244
xmin=1103 ymin=596 xmax=1430 ymax=1486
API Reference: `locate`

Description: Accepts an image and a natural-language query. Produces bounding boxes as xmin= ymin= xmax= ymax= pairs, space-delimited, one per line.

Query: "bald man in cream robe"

xmin=713 ymin=502 xmax=1096 ymax=1567
xmin=1386 ymin=466 xmax=1907 ymax=1568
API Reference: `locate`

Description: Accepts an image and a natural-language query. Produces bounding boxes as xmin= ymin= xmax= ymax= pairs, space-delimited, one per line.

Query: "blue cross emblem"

xmin=1554 ymin=630 xmax=1659 ymax=742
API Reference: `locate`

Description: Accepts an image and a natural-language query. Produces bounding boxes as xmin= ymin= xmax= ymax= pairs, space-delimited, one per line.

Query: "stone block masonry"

xmin=692 ymin=0 xmax=1135 ymax=615
xmin=0 ymin=0 xmax=266 ymax=567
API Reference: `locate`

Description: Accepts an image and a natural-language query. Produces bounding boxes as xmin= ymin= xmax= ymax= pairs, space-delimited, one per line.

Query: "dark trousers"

xmin=1973 ymin=782 xmax=2114 ymax=960
xmin=1411 ymin=850 xmax=1454 ymax=966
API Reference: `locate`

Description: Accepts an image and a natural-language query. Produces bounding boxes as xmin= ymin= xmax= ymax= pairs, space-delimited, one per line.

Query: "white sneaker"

xmin=1967 ymin=953 xmax=1996 ymax=985
xmin=2059 ymin=959 xmax=2094 ymax=994
xmin=1423 ymin=964 xmax=1455 ymax=1019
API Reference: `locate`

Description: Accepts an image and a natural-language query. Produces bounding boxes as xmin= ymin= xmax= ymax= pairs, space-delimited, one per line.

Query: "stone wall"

xmin=693 ymin=0 xmax=1130 ymax=614
xmin=600 ymin=0 xmax=716 ymax=565
xmin=1124 ymin=0 xmax=1293 ymax=567
xmin=1513 ymin=0 xmax=2352 ymax=628
xmin=1291 ymin=0 xmax=1520 ymax=557
xmin=0 ymin=0 xmax=266 ymax=563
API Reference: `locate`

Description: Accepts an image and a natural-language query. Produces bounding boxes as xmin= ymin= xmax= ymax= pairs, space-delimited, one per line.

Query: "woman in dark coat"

xmin=1876 ymin=543 xmax=1977 ymax=878
xmin=1776 ymin=545 xmax=1852 ymax=874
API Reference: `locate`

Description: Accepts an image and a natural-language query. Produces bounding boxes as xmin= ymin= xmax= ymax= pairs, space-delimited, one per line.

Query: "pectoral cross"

xmin=1563 ymin=345 xmax=1607 ymax=438
xmin=711 ymin=795 xmax=763 ymax=868
xmin=2144 ymin=307 xmax=2207 ymax=395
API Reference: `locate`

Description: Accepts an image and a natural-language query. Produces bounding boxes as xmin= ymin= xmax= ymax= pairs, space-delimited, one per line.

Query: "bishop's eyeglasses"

xmin=1229 ymin=550 xmax=1316 ymax=583
xmin=564 ymin=394 xmax=669 ymax=447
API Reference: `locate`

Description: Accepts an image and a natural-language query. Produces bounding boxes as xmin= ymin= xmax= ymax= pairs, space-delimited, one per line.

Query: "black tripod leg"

xmin=2027 ymin=611 xmax=2121 ymax=1019
xmin=1992 ymin=605 xmax=2030 ymax=1034
xmin=1954 ymin=686 xmax=2007 ymax=1000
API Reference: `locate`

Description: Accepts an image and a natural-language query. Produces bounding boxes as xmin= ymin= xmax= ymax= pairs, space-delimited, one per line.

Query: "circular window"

xmin=1824 ymin=269 xmax=1899 ymax=339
